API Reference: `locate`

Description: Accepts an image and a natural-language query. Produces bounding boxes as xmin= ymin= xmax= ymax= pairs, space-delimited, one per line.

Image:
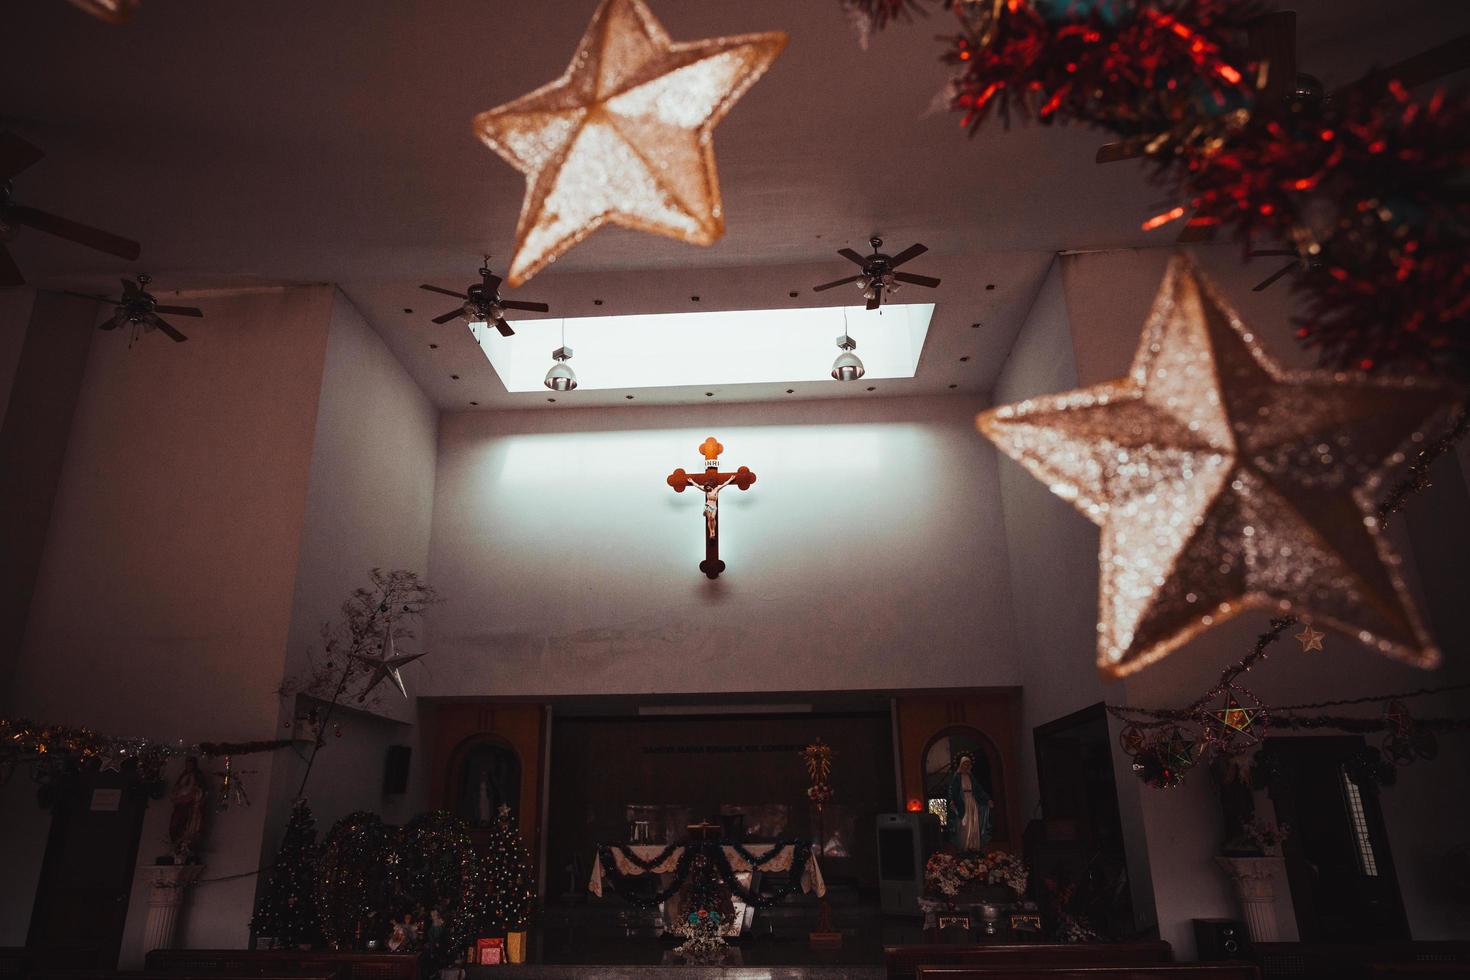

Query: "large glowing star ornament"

xmin=473 ymin=0 xmax=787 ymax=286
xmin=977 ymin=256 xmax=1456 ymax=678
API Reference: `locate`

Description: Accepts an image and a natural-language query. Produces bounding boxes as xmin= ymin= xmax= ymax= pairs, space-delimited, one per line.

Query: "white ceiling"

xmin=4 ymin=0 xmax=1467 ymax=408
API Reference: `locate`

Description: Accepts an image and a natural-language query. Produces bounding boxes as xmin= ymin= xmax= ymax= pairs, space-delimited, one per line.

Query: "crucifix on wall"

xmin=666 ymin=437 xmax=756 ymax=579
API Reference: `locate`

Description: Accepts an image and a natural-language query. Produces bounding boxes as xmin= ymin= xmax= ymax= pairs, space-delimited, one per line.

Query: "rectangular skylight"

xmin=470 ymin=303 xmax=933 ymax=392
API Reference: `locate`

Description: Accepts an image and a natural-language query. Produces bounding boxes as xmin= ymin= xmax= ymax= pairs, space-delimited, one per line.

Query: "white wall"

xmin=1 ymin=285 xmax=336 ymax=957
xmin=254 ymin=289 xmax=439 ymax=919
xmin=993 ymin=257 xmax=1158 ymax=935
xmin=424 ymin=396 xmax=1022 ymax=696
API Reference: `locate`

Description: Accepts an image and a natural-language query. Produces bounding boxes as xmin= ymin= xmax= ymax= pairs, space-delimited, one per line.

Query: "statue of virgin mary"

xmin=947 ymin=752 xmax=992 ymax=851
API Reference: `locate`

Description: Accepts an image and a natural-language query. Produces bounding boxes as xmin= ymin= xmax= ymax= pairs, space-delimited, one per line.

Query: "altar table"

xmin=588 ymin=842 xmax=827 ymax=899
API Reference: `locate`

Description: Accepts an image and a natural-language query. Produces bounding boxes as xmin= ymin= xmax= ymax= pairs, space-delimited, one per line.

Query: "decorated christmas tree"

xmin=317 ymin=811 xmax=400 ymax=949
xmin=480 ymin=805 xmax=535 ymax=932
xmin=250 ymin=798 xmax=323 ymax=947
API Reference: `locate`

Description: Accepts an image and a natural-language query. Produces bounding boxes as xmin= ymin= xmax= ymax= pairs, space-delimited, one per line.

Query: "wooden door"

xmin=1265 ymin=735 xmax=1410 ymax=942
xmin=28 ymin=770 xmax=147 ymax=969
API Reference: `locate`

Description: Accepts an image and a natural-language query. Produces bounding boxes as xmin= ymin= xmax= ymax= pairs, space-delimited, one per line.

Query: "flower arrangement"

xmin=925 ymin=849 xmax=1029 ymax=899
xmin=1243 ymin=820 xmax=1291 ymax=854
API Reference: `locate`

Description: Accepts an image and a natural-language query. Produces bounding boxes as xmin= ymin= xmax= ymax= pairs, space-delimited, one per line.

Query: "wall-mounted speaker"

xmin=383 ymin=744 xmax=411 ymax=795
xmin=1193 ymin=918 xmax=1248 ymax=960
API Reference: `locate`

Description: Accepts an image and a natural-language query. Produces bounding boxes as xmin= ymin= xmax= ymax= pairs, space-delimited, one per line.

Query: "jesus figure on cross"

xmin=701 ymin=473 xmax=737 ymax=540
xmin=666 ymin=437 xmax=756 ymax=579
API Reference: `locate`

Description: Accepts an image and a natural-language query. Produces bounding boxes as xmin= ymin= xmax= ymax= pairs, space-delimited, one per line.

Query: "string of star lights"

xmin=1377 ymin=408 xmax=1470 ymax=526
xmin=1106 ymin=619 xmax=1470 ymax=789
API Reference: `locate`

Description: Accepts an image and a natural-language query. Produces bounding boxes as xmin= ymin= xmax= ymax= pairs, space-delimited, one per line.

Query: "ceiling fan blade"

xmin=500 ymin=300 xmax=549 ymax=313
xmin=0 ymin=132 xmax=45 ymax=181
xmin=431 ymin=307 xmax=464 ymax=325
xmin=887 ymin=243 xmax=929 ymax=268
xmin=61 ymin=290 xmax=117 ymax=304
xmin=1339 ymin=33 xmax=1470 ymax=98
xmin=419 ymin=284 xmax=467 ymax=300
xmin=1095 ymin=141 xmax=1143 ymax=164
xmin=147 ymin=314 xmax=188 ymax=342
xmin=813 ymin=275 xmax=862 ymax=292
xmin=1253 ymin=261 xmax=1298 ymax=292
xmin=5 ymin=205 xmax=141 ymax=261
xmin=99 ymin=312 xmax=125 ymax=330
xmin=893 ymin=271 xmax=941 ymax=288
xmin=1246 ymin=10 xmax=1297 ymax=104
xmin=494 ymin=318 xmax=515 ymax=338
xmin=0 ymin=245 xmax=24 ymax=287
xmin=153 ymin=304 xmax=204 ymax=318
xmin=120 ymin=277 xmax=140 ymax=297
xmin=836 ymin=248 xmax=868 ymax=267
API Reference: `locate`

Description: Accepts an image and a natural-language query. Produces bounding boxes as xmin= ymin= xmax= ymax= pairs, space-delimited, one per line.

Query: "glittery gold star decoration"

xmin=977 ymin=255 xmax=1457 ymax=678
xmin=1295 ymin=624 xmax=1326 ymax=653
xmin=473 ymin=0 xmax=787 ymax=286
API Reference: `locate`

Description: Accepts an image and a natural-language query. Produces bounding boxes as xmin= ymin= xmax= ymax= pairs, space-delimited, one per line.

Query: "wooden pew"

xmin=1254 ymin=942 xmax=1470 ymax=980
xmin=885 ymin=941 xmax=1174 ymax=980
xmin=34 ymin=973 xmax=331 ymax=980
xmin=0 ymin=949 xmax=27 ymax=980
xmin=916 ymin=965 xmax=1260 ymax=980
xmin=143 ymin=951 xmax=413 ymax=980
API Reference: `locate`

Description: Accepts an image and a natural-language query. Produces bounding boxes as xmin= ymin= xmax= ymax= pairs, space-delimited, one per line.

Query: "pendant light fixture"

xmin=831 ymin=308 xmax=865 ymax=382
xmin=543 ymin=318 xmax=577 ymax=391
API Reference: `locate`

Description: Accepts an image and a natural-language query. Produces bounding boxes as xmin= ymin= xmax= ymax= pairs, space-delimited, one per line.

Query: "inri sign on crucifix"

xmin=666 ymin=437 xmax=756 ymax=579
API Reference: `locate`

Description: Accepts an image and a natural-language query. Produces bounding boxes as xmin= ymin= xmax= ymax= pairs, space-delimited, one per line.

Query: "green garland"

xmin=595 ymin=841 xmax=814 ymax=911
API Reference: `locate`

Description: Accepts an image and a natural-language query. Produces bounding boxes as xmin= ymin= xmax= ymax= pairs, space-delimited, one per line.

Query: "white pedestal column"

xmin=1215 ymin=855 xmax=1283 ymax=943
xmin=142 ymin=865 xmax=204 ymax=954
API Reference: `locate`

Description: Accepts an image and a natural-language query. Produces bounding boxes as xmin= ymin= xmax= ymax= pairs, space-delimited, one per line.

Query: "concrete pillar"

xmin=141 ymin=865 xmax=204 ymax=956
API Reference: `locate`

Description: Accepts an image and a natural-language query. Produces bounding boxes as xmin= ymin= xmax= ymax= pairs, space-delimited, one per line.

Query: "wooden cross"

xmin=666 ymin=437 xmax=756 ymax=579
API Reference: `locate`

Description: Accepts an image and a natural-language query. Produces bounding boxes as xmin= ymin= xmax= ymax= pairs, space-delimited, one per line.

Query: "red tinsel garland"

xmin=851 ymin=0 xmax=1470 ymax=379
xmin=943 ymin=0 xmax=1259 ymax=145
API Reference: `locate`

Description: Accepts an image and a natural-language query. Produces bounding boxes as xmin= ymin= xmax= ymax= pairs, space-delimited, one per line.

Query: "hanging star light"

xmin=1118 ymin=724 xmax=1146 ymax=755
xmin=1295 ymin=625 xmax=1326 ymax=653
xmin=349 ymin=628 xmax=427 ymax=702
xmin=977 ymin=255 xmax=1457 ymax=678
xmin=212 ymin=755 xmax=255 ymax=811
xmin=1210 ymin=690 xmax=1262 ymax=748
xmin=473 ymin=0 xmax=787 ymax=286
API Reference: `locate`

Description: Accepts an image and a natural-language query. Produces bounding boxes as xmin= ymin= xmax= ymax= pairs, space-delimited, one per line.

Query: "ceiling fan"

xmin=1095 ymin=15 xmax=1470 ymax=242
xmin=0 ymin=131 xmax=142 ymax=287
xmin=812 ymin=236 xmax=941 ymax=311
xmin=1246 ymin=246 xmax=1324 ymax=292
xmin=419 ymin=260 xmax=549 ymax=337
xmin=63 ymin=274 xmax=202 ymax=343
